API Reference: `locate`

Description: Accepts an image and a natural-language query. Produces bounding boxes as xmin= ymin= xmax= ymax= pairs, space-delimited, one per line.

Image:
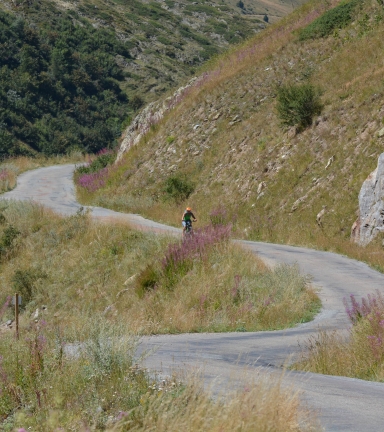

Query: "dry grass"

xmin=0 ymin=202 xmax=319 ymax=335
xmin=294 ymin=291 xmax=384 ymax=381
xmin=0 ymin=319 xmax=319 ymax=431
xmin=108 ymin=373 xmax=319 ymax=432
xmin=0 ymin=203 xmax=321 ymax=430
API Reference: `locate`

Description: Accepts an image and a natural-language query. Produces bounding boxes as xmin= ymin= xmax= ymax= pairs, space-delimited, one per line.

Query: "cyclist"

xmin=182 ymin=207 xmax=197 ymax=233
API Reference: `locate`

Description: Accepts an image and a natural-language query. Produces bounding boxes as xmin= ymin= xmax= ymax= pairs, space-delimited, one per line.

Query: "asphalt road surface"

xmin=2 ymin=164 xmax=384 ymax=431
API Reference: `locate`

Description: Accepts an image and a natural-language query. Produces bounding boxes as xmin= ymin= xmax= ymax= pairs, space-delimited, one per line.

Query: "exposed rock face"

xmin=116 ymin=78 xmax=198 ymax=162
xmin=352 ymin=153 xmax=384 ymax=245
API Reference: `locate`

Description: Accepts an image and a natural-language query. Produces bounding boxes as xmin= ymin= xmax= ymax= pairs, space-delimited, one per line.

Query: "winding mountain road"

xmin=2 ymin=164 xmax=384 ymax=431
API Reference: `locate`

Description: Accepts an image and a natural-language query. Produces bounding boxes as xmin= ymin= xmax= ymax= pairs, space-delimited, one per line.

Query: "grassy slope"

xmin=81 ymin=0 xmax=384 ymax=269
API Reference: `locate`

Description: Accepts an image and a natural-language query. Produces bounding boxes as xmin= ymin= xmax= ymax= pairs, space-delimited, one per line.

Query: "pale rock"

xmin=257 ymin=181 xmax=266 ymax=194
xmin=287 ymin=126 xmax=297 ymax=139
xmin=378 ymin=127 xmax=384 ymax=138
xmin=117 ymin=78 xmax=198 ymax=161
xmin=352 ymin=153 xmax=384 ymax=245
xmin=316 ymin=206 xmax=327 ymax=226
xmin=124 ymin=274 xmax=137 ymax=286
xmin=325 ymin=155 xmax=334 ymax=169
xmin=193 ymin=124 xmax=200 ymax=130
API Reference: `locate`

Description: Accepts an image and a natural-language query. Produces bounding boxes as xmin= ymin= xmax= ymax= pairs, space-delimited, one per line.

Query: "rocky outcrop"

xmin=352 ymin=153 xmax=384 ymax=245
xmin=116 ymin=78 xmax=198 ymax=162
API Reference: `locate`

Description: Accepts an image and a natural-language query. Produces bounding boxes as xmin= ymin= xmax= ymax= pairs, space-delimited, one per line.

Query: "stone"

xmin=378 ymin=127 xmax=384 ymax=138
xmin=352 ymin=153 xmax=384 ymax=245
xmin=257 ymin=181 xmax=266 ymax=194
xmin=124 ymin=274 xmax=137 ymax=286
xmin=316 ymin=206 xmax=327 ymax=226
xmin=325 ymin=155 xmax=334 ymax=169
xmin=117 ymin=77 xmax=199 ymax=161
xmin=287 ymin=126 xmax=298 ymax=139
xmin=6 ymin=320 xmax=13 ymax=326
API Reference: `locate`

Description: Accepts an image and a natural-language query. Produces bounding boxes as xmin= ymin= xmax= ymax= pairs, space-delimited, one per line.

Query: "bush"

xmin=0 ymin=224 xmax=20 ymax=258
xmin=276 ymin=83 xmax=322 ymax=130
xmin=163 ymin=174 xmax=195 ymax=203
xmin=135 ymin=264 xmax=159 ymax=298
xmin=298 ymin=0 xmax=360 ymax=40
xmin=76 ymin=149 xmax=116 ymax=175
xmin=12 ymin=267 xmax=47 ymax=305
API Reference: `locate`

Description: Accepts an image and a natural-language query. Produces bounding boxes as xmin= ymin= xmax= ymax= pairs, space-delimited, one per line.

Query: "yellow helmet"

xmin=186 ymin=207 xmax=192 ymax=211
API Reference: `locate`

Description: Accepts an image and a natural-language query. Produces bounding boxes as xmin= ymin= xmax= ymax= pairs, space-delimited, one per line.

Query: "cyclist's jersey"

xmin=182 ymin=210 xmax=195 ymax=222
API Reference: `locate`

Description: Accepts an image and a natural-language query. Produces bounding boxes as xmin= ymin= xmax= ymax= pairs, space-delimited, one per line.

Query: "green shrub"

xmin=163 ymin=174 xmax=195 ymax=203
xmin=76 ymin=151 xmax=115 ymax=175
xmin=12 ymin=267 xmax=47 ymax=305
xmin=0 ymin=224 xmax=20 ymax=257
xmin=276 ymin=83 xmax=323 ymax=130
xmin=298 ymin=0 xmax=360 ymax=40
xmin=135 ymin=265 xmax=159 ymax=298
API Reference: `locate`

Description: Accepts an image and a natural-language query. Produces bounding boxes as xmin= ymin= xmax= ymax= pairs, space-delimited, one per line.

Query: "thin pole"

xmin=15 ymin=293 xmax=19 ymax=340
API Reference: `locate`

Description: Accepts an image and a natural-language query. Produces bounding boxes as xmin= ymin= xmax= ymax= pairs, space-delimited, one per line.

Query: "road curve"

xmin=2 ymin=164 xmax=384 ymax=432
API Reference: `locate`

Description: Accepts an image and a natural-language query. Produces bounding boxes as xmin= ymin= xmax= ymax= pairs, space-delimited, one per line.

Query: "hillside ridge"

xmin=77 ymin=0 xmax=384 ymax=254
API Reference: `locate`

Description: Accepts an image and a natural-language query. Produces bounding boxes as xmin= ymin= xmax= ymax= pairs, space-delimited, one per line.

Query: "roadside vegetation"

xmin=0 ymin=201 xmax=320 ymax=429
xmin=294 ymin=291 xmax=384 ymax=382
xmin=0 ymin=320 xmax=318 ymax=431
xmin=0 ymin=201 xmax=319 ymax=334
xmin=74 ymin=0 xmax=384 ymax=274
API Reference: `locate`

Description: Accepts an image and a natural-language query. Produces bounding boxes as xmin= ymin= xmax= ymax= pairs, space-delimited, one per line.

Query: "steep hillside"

xmin=1 ymin=0 xmax=300 ymax=156
xmin=77 ymin=0 xmax=384 ymax=253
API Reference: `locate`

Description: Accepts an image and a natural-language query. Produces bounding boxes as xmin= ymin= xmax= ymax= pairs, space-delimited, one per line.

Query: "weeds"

xmin=163 ymin=174 xmax=195 ymax=204
xmin=0 ymin=202 xmax=319 ymax=335
xmin=0 ymin=318 xmax=318 ymax=431
xmin=295 ymin=291 xmax=384 ymax=381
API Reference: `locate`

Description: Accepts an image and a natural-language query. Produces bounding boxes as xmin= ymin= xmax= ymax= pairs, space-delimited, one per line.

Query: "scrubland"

xmin=0 ymin=201 xmax=318 ymax=334
xmin=0 ymin=201 xmax=320 ymax=429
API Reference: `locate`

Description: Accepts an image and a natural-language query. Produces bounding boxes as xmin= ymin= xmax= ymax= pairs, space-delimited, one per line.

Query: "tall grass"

xmin=0 ymin=202 xmax=319 ymax=335
xmin=0 ymin=318 xmax=318 ymax=431
xmin=294 ymin=291 xmax=384 ymax=381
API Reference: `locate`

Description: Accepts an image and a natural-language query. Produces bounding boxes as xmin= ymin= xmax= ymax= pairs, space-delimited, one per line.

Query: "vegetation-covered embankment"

xmin=75 ymin=0 xmax=384 ymax=271
xmin=0 ymin=201 xmax=319 ymax=334
xmin=295 ymin=291 xmax=384 ymax=382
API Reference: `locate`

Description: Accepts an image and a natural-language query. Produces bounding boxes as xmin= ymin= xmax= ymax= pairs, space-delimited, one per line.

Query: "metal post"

xmin=15 ymin=293 xmax=19 ymax=340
